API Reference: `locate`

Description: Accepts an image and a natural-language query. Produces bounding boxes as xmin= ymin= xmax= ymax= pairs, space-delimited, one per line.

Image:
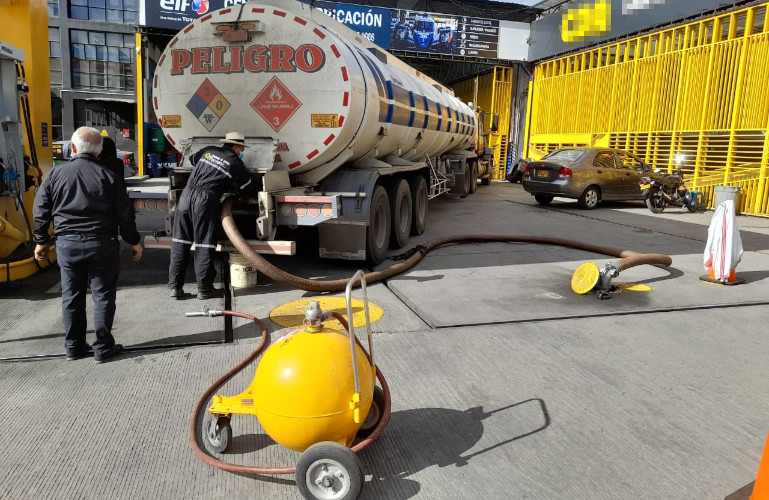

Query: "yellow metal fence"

xmin=526 ymin=2 xmax=769 ymax=215
xmin=454 ymin=66 xmax=514 ymax=179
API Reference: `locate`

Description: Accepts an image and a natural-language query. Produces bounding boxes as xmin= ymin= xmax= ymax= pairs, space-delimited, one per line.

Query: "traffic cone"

xmin=701 ymin=265 xmax=744 ymax=285
xmin=709 ymin=267 xmax=737 ymax=282
xmin=751 ymin=433 xmax=769 ymax=499
xmin=701 ymin=199 xmax=745 ymax=285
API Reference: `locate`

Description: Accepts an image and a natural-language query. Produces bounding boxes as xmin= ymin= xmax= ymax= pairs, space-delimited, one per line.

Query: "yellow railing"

xmin=455 ymin=66 xmax=514 ymax=179
xmin=526 ymin=2 xmax=769 ymax=216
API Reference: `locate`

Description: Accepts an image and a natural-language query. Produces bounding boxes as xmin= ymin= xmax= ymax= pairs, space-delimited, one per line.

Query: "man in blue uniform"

xmin=33 ymin=126 xmax=143 ymax=363
xmin=168 ymin=131 xmax=253 ymax=300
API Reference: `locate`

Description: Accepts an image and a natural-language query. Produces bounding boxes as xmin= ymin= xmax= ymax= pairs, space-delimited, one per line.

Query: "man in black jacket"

xmin=33 ymin=126 xmax=143 ymax=363
xmin=168 ymin=131 xmax=253 ymax=300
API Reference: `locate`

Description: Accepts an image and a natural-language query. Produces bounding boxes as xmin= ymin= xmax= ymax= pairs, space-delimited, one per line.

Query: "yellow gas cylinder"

xmin=252 ymin=324 xmax=375 ymax=452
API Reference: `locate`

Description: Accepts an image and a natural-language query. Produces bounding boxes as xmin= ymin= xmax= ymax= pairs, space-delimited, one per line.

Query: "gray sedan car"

xmin=521 ymin=148 xmax=650 ymax=209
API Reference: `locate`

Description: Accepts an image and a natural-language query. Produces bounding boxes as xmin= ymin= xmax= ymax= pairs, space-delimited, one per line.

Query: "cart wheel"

xmin=296 ymin=441 xmax=363 ymax=500
xmin=203 ymin=415 xmax=231 ymax=454
xmin=356 ymin=386 xmax=385 ymax=439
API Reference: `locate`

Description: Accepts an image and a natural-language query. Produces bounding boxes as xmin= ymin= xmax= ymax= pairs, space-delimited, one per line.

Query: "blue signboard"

xmin=313 ymin=2 xmax=392 ymax=49
xmin=140 ymin=0 xmax=499 ymax=58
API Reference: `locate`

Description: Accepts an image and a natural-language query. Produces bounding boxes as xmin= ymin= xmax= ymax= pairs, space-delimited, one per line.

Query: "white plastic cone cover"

xmin=703 ymin=199 xmax=743 ymax=281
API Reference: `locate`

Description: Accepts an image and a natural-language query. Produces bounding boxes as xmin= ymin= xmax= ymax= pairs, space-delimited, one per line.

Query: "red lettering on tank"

xmin=269 ymin=45 xmax=295 ymax=72
xmin=276 ymin=142 xmax=289 ymax=151
xmin=295 ymin=45 xmax=324 ymax=73
xmin=210 ymin=46 xmax=231 ymax=73
xmin=170 ymin=50 xmax=191 ymax=75
xmin=244 ymin=45 xmax=268 ymax=72
xmin=167 ymin=45 xmax=326 ymax=75
xmin=274 ymin=154 xmax=282 ymax=162
xmin=191 ymin=48 xmax=210 ymax=74
xmin=229 ymin=46 xmax=243 ymax=73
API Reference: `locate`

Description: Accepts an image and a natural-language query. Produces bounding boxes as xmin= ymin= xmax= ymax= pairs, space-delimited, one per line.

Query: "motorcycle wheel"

xmin=646 ymin=189 xmax=666 ymax=213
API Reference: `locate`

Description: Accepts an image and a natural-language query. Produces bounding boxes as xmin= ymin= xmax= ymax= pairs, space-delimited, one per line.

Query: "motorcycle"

xmin=639 ymin=168 xmax=696 ymax=213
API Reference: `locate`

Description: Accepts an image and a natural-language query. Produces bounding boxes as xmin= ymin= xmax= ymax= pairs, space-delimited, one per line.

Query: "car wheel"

xmin=578 ymin=186 xmax=601 ymax=209
xmin=506 ymin=162 xmax=523 ymax=183
xmin=534 ymin=194 xmax=553 ymax=205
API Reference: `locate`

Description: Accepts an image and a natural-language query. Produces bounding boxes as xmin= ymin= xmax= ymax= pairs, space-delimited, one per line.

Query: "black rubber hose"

xmin=221 ymin=198 xmax=672 ymax=293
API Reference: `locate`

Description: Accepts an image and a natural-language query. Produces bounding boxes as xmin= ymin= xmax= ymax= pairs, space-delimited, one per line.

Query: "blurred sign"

xmin=529 ymin=0 xmax=743 ymax=61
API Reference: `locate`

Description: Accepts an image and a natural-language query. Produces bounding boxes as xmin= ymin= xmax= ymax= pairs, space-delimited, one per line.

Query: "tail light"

xmin=522 ymin=162 xmax=530 ymax=173
xmin=558 ymin=166 xmax=572 ymax=178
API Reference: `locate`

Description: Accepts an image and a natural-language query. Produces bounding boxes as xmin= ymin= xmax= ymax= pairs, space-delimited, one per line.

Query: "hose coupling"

xmin=185 ymin=306 xmax=223 ymax=317
xmin=303 ymin=301 xmax=328 ymax=328
xmin=595 ymin=262 xmax=622 ymax=300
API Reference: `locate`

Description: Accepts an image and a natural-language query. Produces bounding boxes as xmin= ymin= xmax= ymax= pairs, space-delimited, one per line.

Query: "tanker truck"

xmin=145 ymin=0 xmax=497 ymax=264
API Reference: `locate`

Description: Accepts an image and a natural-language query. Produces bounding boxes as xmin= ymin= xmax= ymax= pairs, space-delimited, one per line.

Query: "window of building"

xmin=48 ymin=0 xmax=59 ymax=17
xmin=51 ymin=97 xmax=63 ymax=142
xmin=49 ymin=27 xmax=62 ymax=87
xmin=70 ymin=29 xmax=134 ymax=91
xmin=70 ymin=0 xmax=137 ymax=22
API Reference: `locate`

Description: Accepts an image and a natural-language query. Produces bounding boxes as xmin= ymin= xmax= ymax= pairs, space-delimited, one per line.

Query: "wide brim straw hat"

xmin=219 ymin=132 xmax=249 ymax=147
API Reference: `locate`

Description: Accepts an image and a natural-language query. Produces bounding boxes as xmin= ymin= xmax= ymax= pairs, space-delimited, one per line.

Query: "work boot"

xmin=197 ymin=288 xmax=222 ymax=300
xmin=170 ymin=288 xmax=186 ymax=299
xmin=94 ymin=344 xmax=124 ymax=364
xmin=65 ymin=345 xmax=93 ymax=361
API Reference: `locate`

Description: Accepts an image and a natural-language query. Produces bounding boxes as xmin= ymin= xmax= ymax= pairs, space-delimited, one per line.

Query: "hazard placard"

xmin=251 ymin=77 xmax=302 ymax=133
xmin=311 ymin=114 xmax=339 ymax=128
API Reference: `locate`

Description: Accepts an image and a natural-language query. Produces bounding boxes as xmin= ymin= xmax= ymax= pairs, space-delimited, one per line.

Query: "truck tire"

xmin=388 ymin=178 xmax=412 ymax=249
xmin=409 ymin=175 xmax=428 ymax=235
xmin=462 ymin=163 xmax=471 ymax=198
xmin=367 ymin=185 xmax=391 ymax=265
xmin=469 ymin=162 xmax=478 ymax=194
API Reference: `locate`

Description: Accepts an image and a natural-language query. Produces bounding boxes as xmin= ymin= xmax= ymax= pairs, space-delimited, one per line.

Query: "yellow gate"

xmin=526 ymin=2 xmax=769 ymax=215
xmin=454 ymin=66 xmax=514 ymax=180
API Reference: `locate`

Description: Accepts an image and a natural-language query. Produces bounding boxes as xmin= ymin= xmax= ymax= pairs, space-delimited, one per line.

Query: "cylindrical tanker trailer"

xmin=150 ymin=0 xmax=496 ymax=263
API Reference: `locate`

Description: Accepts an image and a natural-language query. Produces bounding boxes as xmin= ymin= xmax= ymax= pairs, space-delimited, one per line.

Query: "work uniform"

xmin=33 ymin=153 xmax=140 ymax=358
xmin=168 ymin=145 xmax=253 ymax=293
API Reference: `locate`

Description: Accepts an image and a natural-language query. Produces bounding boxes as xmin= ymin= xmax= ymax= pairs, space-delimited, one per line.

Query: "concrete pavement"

xmin=0 ymin=181 xmax=767 ymax=499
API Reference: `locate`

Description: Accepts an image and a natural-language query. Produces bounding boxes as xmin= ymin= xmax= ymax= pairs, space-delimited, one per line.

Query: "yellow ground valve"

xmin=572 ymin=262 xmax=601 ymax=294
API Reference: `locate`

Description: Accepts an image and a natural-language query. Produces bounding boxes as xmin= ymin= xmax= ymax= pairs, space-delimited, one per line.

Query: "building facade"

xmin=47 ymin=0 xmax=138 ymax=152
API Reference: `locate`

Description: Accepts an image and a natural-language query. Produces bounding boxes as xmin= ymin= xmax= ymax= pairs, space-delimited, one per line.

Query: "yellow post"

xmin=523 ymin=75 xmax=535 ymax=159
xmin=0 ymin=0 xmax=53 ymax=175
xmin=135 ymin=33 xmax=145 ymax=178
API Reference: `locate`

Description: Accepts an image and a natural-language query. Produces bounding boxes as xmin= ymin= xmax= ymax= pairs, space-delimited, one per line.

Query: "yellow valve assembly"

xmin=212 ymin=308 xmax=376 ymax=452
xmin=201 ymin=270 xmax=383 ymax=456
xmin=188 ymin=271 xmax=390 ymax=500
xmin=571 ymin=251 xmax=673 ymax=299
